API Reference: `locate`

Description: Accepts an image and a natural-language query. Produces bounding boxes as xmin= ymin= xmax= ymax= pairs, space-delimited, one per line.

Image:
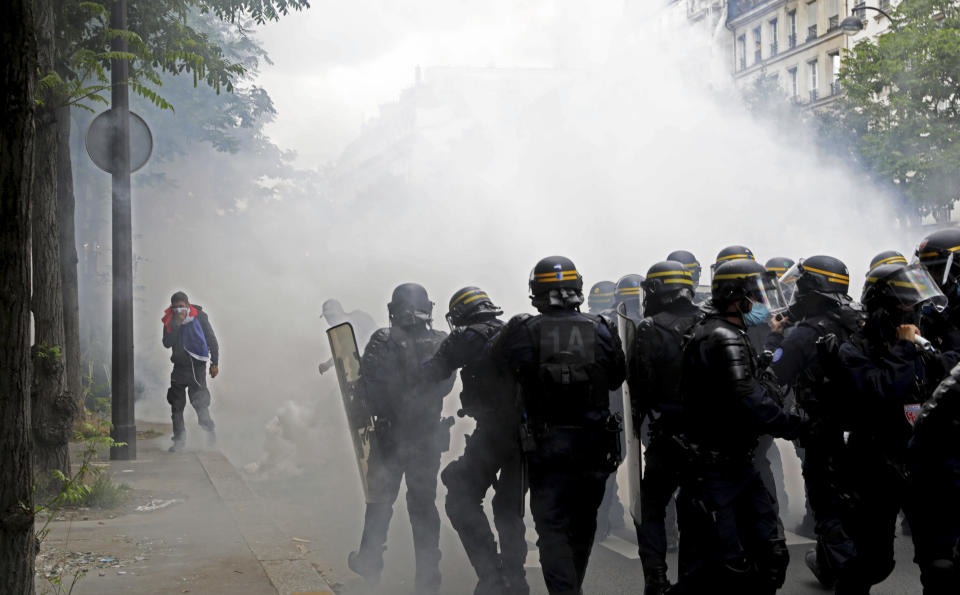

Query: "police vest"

xmin=521 ymin=312 xmax=611 ymax=424
xmin=459 ymin=320 xmax=513 ymax=417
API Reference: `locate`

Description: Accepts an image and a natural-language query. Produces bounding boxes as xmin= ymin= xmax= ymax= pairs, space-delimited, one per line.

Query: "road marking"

xmin=600 ymin=534 xmax=640 ymax=559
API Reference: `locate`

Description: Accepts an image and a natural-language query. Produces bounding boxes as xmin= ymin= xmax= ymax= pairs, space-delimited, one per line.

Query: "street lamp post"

xmin=840 ymin=5 xmax=896 ymax=34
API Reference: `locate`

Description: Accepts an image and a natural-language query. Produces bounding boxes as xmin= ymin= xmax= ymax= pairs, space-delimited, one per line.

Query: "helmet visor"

xmin=778 ymin=263 xmax=802 ymax=307
xmin=746 ymin=272 xmax=789 ymax=314
xmin=885 ymin=264 xmax=948 ymax=311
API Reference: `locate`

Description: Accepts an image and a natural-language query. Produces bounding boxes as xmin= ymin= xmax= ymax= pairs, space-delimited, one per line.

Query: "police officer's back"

xmin=493 ymin=255 xmax=625 ymax=595
xmin=631 ymin=260 xmax=703 ymax=595
xmin=423 ymin=287 xmax=528 ymax=594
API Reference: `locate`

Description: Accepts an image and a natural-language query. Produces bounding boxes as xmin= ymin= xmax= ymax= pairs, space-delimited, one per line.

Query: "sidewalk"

xmin=36 ymin=427 xmax=334 ymax=595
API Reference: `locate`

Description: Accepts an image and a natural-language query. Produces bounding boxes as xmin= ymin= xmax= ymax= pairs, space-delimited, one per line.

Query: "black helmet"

xmin=529 ymin=255 xmax=584 ymax=310
xmin=446 ymin=286 xmax=502 ymax=327
xmin=861 ymin=263 xmax=947 ymax=313
xmin=615 ymin=274 xmax=645 ymax=320
xmin=715 ymin=245 xmax=756 ymax=265
xmin=711 ymin=259 xmax=786 ymax=312
xmin=780 ymin=255 xmax=850 ymax=307
xmin=916 ymin=228 xmax=960 ymax=293
xmin=868 ymin=250 xmax=907 ymax=272
xmin=587 ymin=280 xmax=616 ymax=313
xmin=764 ymin=257 xmax=796 ymax=277
xmin=643 ymin=261 xmax=694 ymax=311
xmin=666 ymin=250 xmax=702 ymax=286
xmin=388 ymin=283 xmax=433 ymax=327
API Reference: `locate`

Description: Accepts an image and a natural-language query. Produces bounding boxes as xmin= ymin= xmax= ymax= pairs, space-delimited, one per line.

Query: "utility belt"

xmin=520 ymin=412 xmax=623 ymax=472
xmin=671 ymin=434 xmax=754 ymax=470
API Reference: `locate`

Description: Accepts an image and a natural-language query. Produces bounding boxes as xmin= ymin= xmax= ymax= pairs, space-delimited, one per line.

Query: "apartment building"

xmin=727 ymin=0 xmax=851 ymax=106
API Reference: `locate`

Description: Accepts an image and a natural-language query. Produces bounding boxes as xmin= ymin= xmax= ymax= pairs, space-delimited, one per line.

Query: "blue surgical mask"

xmin=743 ymin=301 xmax=770 ymax=327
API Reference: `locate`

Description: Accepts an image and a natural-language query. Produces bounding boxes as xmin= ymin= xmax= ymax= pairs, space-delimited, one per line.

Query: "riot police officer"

xmin=869 ymin=250 xmax=908 ymax=271
xmin=667 ymin=250 xmax=708 ymax=304
xmin=908 ymin=362 xmax=960 ymax=594
xmin=761 ymin=256 xmax=863 ymax=587
xmin=421 ymin=287 xmax=528 ymax=595
xmin=673 ymin=258 xmax=806 ymax=594
xmin=715 ymin=246 xmax=790 ymax=524
xmin=491 ymin=255 xmax=625 ymax=595
xmin=820 ymin=262 xmax=952 ymax=593
xmin=587 ymin=280 xmax=617 ymax=314
xmin=916 ymin=229 xmax=960 ymax=355
xmin=630 ymin=260 xmax=703 ymax=595
xmin=764 ymin=257 xmax=796 ymax=277
xmin=347 ymin=283 xmax=455 ymax=593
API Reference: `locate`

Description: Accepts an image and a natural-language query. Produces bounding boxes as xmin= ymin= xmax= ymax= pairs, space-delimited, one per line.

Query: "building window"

xmin=770 ymin=18 xmax=779 ymax=56
xmin=788 ymin=67 xmax=799 ymax=100
xmin=753 ymin=26 xmax=762 ymax=63
xmin=809 ymin=59 xmax=819 ymax=101
xmin=830 ymin=52 xmax=841 ymax=95
xmin=738 ymin=35 xmax=747 ymax=71
xmin=807 ymin=1 xmax=818 ymax=41
xmin=788 ymin=11 xmax=798 ymax=48
xmin=827 ymin=0 xmax=840 ymax=30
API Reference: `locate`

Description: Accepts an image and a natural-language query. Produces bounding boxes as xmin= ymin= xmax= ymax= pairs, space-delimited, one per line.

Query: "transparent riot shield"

xmin=617 ymin=302 xmax=642 ymax=523
xmin=327 ymin=322 xmax=377 ymax=501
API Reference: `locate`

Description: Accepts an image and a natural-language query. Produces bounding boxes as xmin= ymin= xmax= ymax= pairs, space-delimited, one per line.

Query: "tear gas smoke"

xmin=87 ymin=0 xmax=918 ymax=550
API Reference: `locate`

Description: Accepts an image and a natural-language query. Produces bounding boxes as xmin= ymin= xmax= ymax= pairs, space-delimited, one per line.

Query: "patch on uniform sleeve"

xmin=771 ymin=347 xmax=784 ymax=363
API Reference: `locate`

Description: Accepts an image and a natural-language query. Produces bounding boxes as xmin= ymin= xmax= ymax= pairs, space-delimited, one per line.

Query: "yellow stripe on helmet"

xmin=802 ymin=265 xmax=849 ymax=282
xmin=616 ymin=288 xmax=643 ymax=295
xmin=663 ymin=279 xmax=694 ymax=285
xmin=451 ymin=288 xmax=483 ymax=307
xmin=872 ymin=256 xmax=907 ymax=266
xmin=647 ymin=270 xmax=692 ymax=279
xmin=717 ymin=254 xmax=752 ymax=262
xmin=535 ymin=270 xmax=579 ymax=280
xmin=712 ymin=272 xmax=761 ymax=280
xmin=462 ymin=293 xmax=490 ymax=305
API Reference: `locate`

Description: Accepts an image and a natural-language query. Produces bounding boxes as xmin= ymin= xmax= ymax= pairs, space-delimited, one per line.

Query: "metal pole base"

xmin=110 ymin=422 xmax=137 ymax=460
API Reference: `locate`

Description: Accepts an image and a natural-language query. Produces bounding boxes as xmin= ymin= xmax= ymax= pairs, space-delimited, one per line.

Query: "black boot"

xmin=347 ymin=548 xmax=384 ymax=584
xmin=644 ymin=566 xmax=672 ymax=595
xmin=169 ymin=411 xmax=185 ymax=452
xmin=805 ymin=548 xmax=836 ymax=589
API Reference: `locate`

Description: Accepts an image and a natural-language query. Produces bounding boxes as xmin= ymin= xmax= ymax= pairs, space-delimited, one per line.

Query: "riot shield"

xmin=327 ymin=322 xmax=377 ymax=501
xmin=617 ymin=302 xmax=643 ymax=523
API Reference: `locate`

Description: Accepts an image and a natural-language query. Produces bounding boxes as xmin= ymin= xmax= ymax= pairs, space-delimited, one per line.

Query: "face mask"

xmin=742 ymin=300 xmax=770 ymax=327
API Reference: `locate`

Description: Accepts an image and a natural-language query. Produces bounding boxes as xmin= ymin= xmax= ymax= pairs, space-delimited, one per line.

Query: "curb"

xmin=195 ymin=451 xmax=335 ymax=595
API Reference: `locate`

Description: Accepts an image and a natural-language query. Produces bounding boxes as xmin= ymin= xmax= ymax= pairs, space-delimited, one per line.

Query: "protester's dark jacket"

xmin=162 ymin=306 xmax=219 ymax=367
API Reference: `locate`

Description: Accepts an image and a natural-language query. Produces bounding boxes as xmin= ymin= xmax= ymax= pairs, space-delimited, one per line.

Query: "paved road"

xmin=248 ymin=470 xmax=923 ymax=594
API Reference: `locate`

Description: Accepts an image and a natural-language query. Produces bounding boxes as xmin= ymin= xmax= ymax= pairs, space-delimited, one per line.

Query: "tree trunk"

xmin=0 ymin=0 xmax=39 ymax=590
xmin=32 ymin=0 xmax=75 ymax=488
xmin=58 ymin=105 xmax=83 ymax=412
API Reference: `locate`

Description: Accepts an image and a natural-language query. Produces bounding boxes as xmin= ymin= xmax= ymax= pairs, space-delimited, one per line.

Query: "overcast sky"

xmin=253 ymin=1 xmax=624 ymax=167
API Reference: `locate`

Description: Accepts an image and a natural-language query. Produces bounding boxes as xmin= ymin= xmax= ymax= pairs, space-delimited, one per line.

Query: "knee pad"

xmin=758 ymin=539 xmax=789 ymax=589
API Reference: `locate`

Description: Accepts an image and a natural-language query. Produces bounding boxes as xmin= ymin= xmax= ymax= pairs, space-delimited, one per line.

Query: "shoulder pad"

xmin=367 ymin=328 xmax=391 ymax=345
xmin=636 ymin=317 xmax=656 ymax=332
xmin=596 ymin=312 xmax=616 ymax=328
xmin=707 ymin=322 xmax=745 ymax=344
xmin=506 ymin=313 xmax=533 ymax=328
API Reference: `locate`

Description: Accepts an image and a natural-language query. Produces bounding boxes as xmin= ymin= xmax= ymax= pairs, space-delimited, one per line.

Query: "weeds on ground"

xmin=34 ymin=434 xmax=128 ymax=594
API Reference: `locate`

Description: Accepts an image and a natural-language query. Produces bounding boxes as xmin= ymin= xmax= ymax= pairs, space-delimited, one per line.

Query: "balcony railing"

xmin=828 ymin=15 xmax=839 ymax=31
xmin=831 ymin=81 xmax=840 ymax=96
xmin=739 ymin=56 xmax=747 ymax=71
xmin=807 ymin=24 xmax=818 ymax=41
xmin=810 ymin=88 xmax=820 ymax=102
xmin=770 ymin=41 xmax=778 ymax=57
xmin=788 ymin=33 xmax=797 ymax=48
xmin=755 ymin=49 xmax=762 ymax=63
